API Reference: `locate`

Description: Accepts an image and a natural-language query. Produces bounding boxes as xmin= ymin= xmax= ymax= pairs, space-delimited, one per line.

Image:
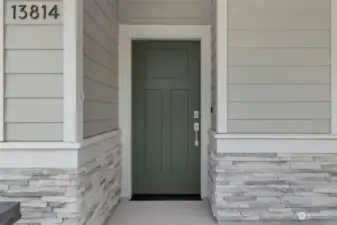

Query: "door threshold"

xmin=131 ymin=194 xmax=201 ymax=201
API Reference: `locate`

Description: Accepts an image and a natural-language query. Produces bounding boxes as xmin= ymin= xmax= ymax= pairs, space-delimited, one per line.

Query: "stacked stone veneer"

xmin=209 ymin=149 xmax=337 ymax=221
xmin=0 ymin=168 xmax=79 ymax=225
xmin=0 ymin=147 xmax=121 ymax=225
xmin=78 ymin=146 xmax=121 ymax=225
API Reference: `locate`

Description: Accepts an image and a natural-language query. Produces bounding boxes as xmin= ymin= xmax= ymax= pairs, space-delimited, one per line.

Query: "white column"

xmin=77 ymin=0 xmax=84 ymax=142
xmin=0 ymin=0 xmax=4 ymax=142
xmin=63 ymin=0 xmax=83 ymax=142
xmin=331 ymin=0 xmax=337 ymax=134
xmin=216 ymin=0 xmax=228 ymax=133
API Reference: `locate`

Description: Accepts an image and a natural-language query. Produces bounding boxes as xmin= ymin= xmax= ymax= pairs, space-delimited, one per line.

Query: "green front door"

xmin=132 ymin=41 xmax=201 ymax=195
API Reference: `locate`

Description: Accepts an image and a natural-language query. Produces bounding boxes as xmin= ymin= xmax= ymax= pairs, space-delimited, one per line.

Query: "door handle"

xmin=194 ymin=122 xmax=200 ymax=147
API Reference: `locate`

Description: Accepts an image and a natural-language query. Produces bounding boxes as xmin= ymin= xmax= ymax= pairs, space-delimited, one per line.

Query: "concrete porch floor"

xmin=106 ymin=201 xmax=337 ymax=225
xmin=107 ymin=201 xmax=217 ymax=225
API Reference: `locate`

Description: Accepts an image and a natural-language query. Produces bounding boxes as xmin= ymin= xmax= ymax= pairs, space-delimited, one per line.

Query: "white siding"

xmin=211 ymin=0 xmax=217 ymax=130
xmin=119 ymin=0 xmax=210 ymax=25
xmin=83 ymin=0 xmax=119 ymax=138
xmin=227 ymin=0 xmax=331 ymax=134
xmin=4 ymin=0 xmax=63 ymax=141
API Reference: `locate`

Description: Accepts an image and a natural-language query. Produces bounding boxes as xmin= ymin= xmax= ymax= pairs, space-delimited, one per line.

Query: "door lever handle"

xmin=194 ymin=122 xmax=200 ymax=147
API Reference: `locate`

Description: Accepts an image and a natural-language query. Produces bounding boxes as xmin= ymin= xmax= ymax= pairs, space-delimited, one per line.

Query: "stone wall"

xmin=209 ymin=149 xmax=337 ymax=221
xmin=0 ymin=147 xmax=121 ymax=225
xmin=0 ymin=169 xmax=79 ymax=225
xmin=78 ymin=146 xmax=121 ymax=225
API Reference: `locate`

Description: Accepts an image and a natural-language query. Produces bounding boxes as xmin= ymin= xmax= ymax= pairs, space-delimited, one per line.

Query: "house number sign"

xmin=11 ymin=4 xmax=60 ymax=20
xmin=6 ymin=2 xmax=62 ymax=24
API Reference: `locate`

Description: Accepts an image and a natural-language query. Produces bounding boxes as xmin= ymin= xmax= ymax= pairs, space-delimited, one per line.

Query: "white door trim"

xmin=119 ymin=25 xmax=211 ymax=199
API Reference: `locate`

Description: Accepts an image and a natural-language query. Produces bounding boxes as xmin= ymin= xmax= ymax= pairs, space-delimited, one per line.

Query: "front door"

xmin=132 ymin=41 xmax=201 ymax=195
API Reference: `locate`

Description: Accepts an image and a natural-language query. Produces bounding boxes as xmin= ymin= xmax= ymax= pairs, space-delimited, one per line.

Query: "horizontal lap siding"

xmin=227 ymin=0 xmax=331 ymax=134
xmin=4 ymin=0 xmax=63 ymax=141
xmin=119 ymin=0 xmax=210 ymax=25
xmin=83 ymin=0 xmax=119 ymax=138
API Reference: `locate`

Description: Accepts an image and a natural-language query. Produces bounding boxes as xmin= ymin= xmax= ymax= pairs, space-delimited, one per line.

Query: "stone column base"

xmin=0 ymin=147 xmax=121 ymax=225
xmin=208 ymin=149 xmax=337 ymax=221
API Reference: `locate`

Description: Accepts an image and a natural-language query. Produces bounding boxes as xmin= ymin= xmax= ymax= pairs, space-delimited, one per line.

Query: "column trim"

xmin=331 ymin=0 xmax=337 ymax=134
xmin=63 ymin=0 xmax=80 ymax=142
xmin=216 ymin=0 xmax=228 ymax=133
xmin=0 ymin=148 xmax=79 ymax=168
xmin=0 ymin=0 xmax=4 ymax=141
xmin=77 ymin=0 xmax=84 ymax=142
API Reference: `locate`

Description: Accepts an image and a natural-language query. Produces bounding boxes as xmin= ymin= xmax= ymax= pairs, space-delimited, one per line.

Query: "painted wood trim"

xmin=119 ymin=26 xmax=132 ymax=198
xmin=63 ymin=0 xmax=79 ymax=142
xmin=0 ymin=130 xmax=121 ymax=168
xmin=216 ymin=0 xmax=228 ymax=133
xmin=77 ymin=0 xmax=84 ymax=141
xmin=211 ymin=130 xmax=337 ymax=140
xmin=119 ymin=25 xmax=211 ymax=199
xmin=0 ymin=149 xmax=78 ymax=168
xmin=0 ymin=130 xmax=119 ymax=150
xmin=0 ymin=0 xmax=4 ymax=142
xmin=331 ymin=0 xmax=337 ymax=134
xmin=214 ymin=138 xmax=337 ymax=153
xmin=200 ymin=26 xmax=212 ymax=202
xmin=0 ymin=142 xmax=80 ymax=149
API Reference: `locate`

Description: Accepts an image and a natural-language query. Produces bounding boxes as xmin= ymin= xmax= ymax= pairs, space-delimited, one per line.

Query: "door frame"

xmin=119 ymin=25 xmax=211 ymax=199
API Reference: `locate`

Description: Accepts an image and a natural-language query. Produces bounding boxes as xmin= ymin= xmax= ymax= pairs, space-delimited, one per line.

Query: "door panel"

xmin=171 ymin=90 xmax=188 ymax=171
xmin=132 ymin=41 xmax=201 ymax=194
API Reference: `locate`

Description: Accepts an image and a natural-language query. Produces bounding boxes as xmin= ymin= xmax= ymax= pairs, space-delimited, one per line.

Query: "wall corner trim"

xmin=0 ymin=0 xmax=4 ymax=142
xmin=63 ymin=0 xmax=81 ymax=142
xmin=77 ymin=0 xmax=84 ymax=142
xmin=215 ymin=0 xmax=228 ymax=133
xmin=331 ymin=0 xmax=337 ymax=134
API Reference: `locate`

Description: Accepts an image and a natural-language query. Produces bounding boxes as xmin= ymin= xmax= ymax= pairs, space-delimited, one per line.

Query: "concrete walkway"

xmin=107 ymin=201 xmax=217 ymax=225
xmin=107 ymin=201 xmax=337 ymax=225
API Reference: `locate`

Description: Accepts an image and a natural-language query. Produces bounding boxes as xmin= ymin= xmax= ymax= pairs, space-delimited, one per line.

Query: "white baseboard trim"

xmin=0 ymin=142 xmax=80 ymax=150
xmin=0 ymin=130 xmax=121 ymax=168
xmin=0 ymin=130 xmax=120 ymax=150
xmin=0 ymin=149 xmax=78 ymax=168
xmin=211 ymin=130 xmax=337 ymax=140
xmin=211 ymin=131 xmax=337 ymax=153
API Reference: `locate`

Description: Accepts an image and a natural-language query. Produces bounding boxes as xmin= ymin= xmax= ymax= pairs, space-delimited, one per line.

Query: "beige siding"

xmin=6 ymin=99 xmax=62 ymax=123
xmin=228 ymin=0 xmax=331 ymax=134
xmin=227 ymin=120 xmax=330 ymax=134
xmin=6 ymin=25 xmax=63 ymax=49
xmin=83 ymin=0 xmax=119 ymax=138
xmin=211 ymin=0 xmax=217 ymax=130
xmin=119 ymin=0 xmax=210 ymax=25
xmin=4 ymin=0 xmax=63 ymax=141
xmin=6 ymin=124 xmax=63 ymax=141
xmin=6 ymin=75 xmax=63 ymax=98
